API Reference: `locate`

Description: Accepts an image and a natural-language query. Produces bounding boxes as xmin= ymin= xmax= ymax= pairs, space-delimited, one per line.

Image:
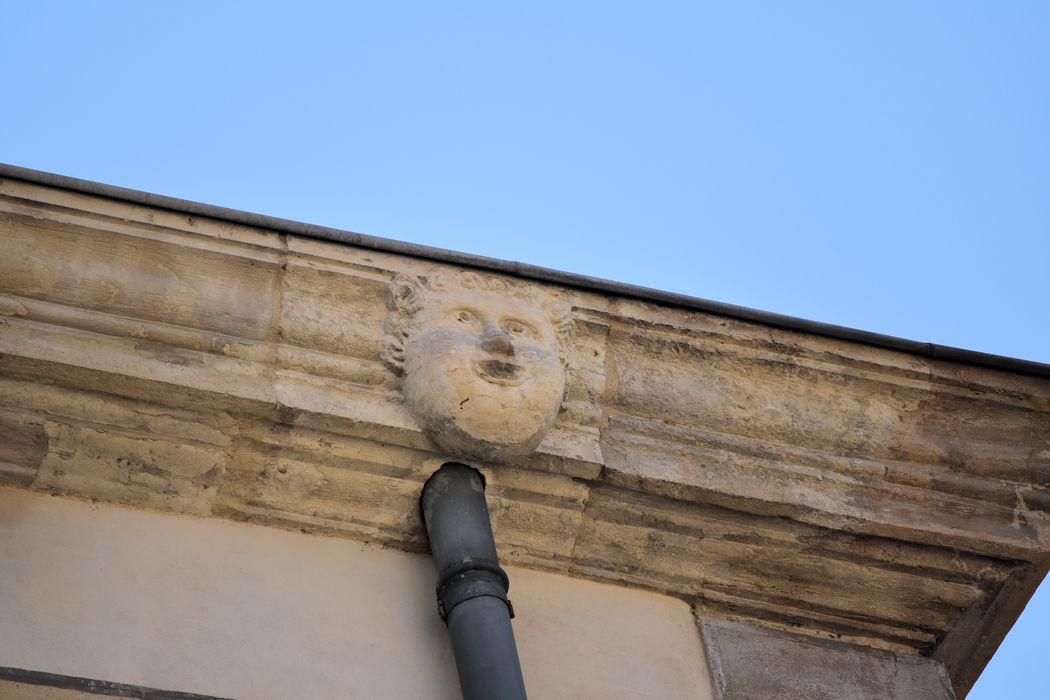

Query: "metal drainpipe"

xmin=421 ymin=462 xmax=528 ymax=700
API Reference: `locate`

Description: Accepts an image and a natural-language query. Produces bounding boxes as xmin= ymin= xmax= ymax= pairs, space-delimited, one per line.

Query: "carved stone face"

xmin=399 ymin=287 xmax=566 ymax=463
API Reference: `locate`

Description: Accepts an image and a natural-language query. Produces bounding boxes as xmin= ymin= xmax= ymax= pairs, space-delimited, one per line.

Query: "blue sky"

xmin=3 ymin=3 xmax=1047 ymax=696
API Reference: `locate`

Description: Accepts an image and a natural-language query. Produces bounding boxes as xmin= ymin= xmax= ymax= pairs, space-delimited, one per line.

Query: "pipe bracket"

xmin=437 ymin=567 xmax=515 ymax=623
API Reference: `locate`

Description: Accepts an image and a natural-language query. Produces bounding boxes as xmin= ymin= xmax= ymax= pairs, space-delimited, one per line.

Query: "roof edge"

xmin=3 ymin=161 xmax=1048 ymax=379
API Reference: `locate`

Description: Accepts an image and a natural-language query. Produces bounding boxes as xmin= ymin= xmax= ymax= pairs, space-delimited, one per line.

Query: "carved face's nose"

xmin=480 ymin=324 xmax=515 ymax=356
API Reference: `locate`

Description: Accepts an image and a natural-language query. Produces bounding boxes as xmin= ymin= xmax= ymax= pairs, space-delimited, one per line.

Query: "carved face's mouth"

xmin=474 ymin=359 xmax=528 ymax=386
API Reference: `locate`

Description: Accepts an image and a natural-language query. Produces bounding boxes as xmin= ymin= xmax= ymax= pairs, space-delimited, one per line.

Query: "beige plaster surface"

xmin=0 ymin=487 xmax=713 ymax=700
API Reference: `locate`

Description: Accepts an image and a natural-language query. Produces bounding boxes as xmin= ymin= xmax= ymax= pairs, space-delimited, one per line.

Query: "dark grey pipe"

xmin=421 ymin=462 xmax=527 ymax=700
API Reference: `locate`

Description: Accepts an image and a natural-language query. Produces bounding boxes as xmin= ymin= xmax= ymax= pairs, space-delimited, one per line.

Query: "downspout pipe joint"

xmin=421 ymin=462 xmax=527 ymax=700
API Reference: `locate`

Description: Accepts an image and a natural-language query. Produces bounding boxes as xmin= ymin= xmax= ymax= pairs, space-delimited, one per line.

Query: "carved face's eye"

xmin=504 ymin=320 xmax=531 ymax=336
xmin=456 ymin=310 xmax=477 ymax=325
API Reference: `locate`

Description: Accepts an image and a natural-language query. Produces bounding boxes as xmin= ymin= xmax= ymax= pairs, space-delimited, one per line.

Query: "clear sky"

xmin=3 ymin=3 xmax=1047 ymax=696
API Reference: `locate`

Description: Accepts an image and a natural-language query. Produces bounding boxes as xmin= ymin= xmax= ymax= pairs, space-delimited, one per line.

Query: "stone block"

xmin=701 ymin=618 xmax=955 ymax=700
xmin=34 ymin=422 xmax=226 ymax=516
xmin=895 ymin=655 xmax=956 ymax=700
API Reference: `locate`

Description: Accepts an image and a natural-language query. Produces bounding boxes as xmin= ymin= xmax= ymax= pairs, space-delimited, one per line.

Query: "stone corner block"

xmin=700 ymin=618 xmax=955 ymax=700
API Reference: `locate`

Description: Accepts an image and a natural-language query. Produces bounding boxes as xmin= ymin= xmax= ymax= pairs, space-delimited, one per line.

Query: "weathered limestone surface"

xmin=701 ymin=618 xmax=955 ymax=700
xmin=1 ymin=174 xmax=1049 ymax=695
xmin=381 ymin=271 xmax=573 ymax=463
xmin=0 ymin=683 xmax=102 ymax=700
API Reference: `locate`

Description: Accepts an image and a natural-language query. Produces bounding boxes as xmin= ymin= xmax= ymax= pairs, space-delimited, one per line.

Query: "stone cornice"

xmin=1 ymin=174 xmax=1048 ymax=696
xmin=4 ymin=161 xmax=1048 ymax=381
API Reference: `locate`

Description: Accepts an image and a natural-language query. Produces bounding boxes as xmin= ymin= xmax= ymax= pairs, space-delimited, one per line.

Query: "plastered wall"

xmin=0 ymin=488 xmax=713 ymax=700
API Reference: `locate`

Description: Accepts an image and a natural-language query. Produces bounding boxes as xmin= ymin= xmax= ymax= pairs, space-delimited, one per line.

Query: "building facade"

xmin=1 ymin=165 xmax=1048 ymax=698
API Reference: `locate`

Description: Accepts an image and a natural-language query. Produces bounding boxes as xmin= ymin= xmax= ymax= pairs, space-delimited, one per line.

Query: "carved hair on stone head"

xmin=380 ymin=269 xmax=573 ymax=376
